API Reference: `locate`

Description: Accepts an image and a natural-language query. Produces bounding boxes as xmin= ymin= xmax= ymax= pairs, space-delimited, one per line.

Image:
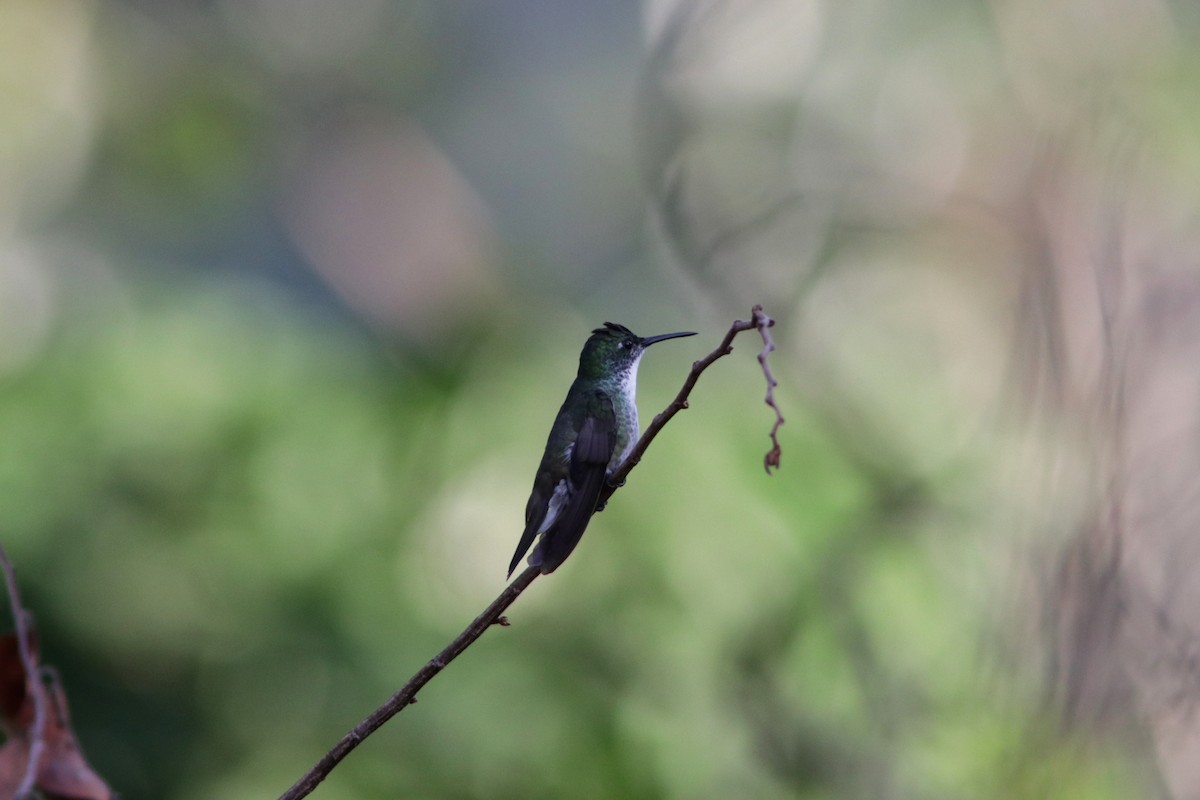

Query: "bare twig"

xmin=0 ymin=543 xmax=46 ymax=800
xmin=279 ymin=564 xmax=540 ymax=800
xmin=280 ymin=307 xmax=781 ymax=799
xmin=754 ymin=308 xmax=783 ymax=474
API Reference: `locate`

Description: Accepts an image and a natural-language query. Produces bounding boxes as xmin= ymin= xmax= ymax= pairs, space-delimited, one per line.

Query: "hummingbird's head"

xmin=577 ymin=322 xmax=696 ymax=379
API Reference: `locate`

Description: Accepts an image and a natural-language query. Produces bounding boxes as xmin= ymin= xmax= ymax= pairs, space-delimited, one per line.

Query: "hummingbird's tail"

xmin=507 ymin=526 xmax=538 ymax=577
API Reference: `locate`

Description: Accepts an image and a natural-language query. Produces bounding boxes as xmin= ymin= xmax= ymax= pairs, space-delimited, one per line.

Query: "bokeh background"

xmin=3 ymin=0 xmax=1200 ymax=797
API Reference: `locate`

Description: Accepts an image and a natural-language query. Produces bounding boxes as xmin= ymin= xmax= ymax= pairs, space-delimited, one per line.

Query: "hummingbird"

xmin=508 ymin=322 xmax=697 ymax=576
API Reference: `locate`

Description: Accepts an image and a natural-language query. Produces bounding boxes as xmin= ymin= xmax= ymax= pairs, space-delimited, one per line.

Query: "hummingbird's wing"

xmin=530 ymin=391 xmax=616 ymax=574
xmin=508 ymin=390 xmax=616 ymax=576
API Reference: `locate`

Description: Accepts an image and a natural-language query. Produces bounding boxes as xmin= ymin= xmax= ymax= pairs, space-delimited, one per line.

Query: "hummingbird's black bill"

xmin=639 ymin=331 xmax=697 ymax=346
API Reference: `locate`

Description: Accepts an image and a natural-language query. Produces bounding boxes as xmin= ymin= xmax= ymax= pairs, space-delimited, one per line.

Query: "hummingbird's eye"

xmin=624 ymin=338 xmax=636 ymax=349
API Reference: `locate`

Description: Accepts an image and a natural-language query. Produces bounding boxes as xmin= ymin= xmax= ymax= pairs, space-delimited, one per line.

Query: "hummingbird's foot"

xmin=596 ymin=475 xmax=624 ymax=513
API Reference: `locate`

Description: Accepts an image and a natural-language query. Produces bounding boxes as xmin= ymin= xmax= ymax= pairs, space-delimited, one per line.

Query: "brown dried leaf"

xmin=0 ymin=738 xmax=29 ymax=797
xmin=0 ymin=631 xmax=36 ymax=729
xmin=34 ymin=673 xmax=114 ymax=800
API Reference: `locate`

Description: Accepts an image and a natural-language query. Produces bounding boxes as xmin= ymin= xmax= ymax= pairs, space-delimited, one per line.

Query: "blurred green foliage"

xmin=0 ymin=283 xmax=1144 ymax=798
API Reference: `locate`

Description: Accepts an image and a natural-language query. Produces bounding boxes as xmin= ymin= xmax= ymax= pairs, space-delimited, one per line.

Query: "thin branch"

xmin=279 ymin=564 xmax=539 ymax=800
xmin=0 ymin=543 xmax=46 ymax=800
xmin=280 ymin=307 xmax=781 ymax=799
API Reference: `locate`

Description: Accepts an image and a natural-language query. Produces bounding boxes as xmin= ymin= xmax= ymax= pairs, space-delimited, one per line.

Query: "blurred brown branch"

xmin=0 ymin=544 xmax=112 ymax=800
xmin=0 ymin=544 xmax=44 ymax=799
xmin=279 ymin=306 xmax=782 ymax=800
